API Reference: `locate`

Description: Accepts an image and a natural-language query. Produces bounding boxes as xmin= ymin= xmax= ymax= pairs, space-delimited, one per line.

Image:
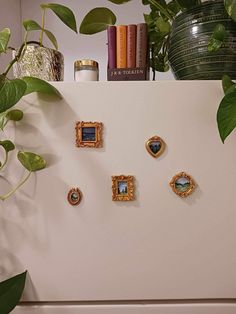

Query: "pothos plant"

xmin=0 ymin=3 xmax=77 ymax=313
xmin=79 ymin=0 xmax=236 ymax=142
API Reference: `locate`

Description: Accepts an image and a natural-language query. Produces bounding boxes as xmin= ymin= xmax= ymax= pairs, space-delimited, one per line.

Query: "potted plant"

xmin=13 ymin=3 xmax=77 ymax=81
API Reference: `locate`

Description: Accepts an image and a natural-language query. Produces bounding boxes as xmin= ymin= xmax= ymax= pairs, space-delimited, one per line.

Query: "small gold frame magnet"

xmin=67 ymin=188 xmax=82 ymax=206
xmin=112 ymin=175 xmax=135 ymax=201
xmin=76 ymin=121 xmax=103 ymax=148
xmin=169 ymin=172 xmax=195 ymax=198
xmin=146 ymin=135 xmax=165 ymax=158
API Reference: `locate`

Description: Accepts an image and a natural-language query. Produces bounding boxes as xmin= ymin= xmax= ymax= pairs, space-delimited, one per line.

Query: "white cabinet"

xmin=13 ymin=303 xmax=236 ymax=314
xmin=1 ymin=81 xmax=236 ymax=311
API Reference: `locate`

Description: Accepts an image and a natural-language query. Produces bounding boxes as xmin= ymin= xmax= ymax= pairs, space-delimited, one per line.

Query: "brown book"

xmin=136 ymin=23 xmax=148 ymax=67
xmin=127 ymin=24 xmax=137 ymax=68
xmin=116 ymin=25 xmax=127 ymax=68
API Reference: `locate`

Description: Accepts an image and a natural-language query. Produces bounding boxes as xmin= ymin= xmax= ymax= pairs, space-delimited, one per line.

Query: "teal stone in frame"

xmin=67 ymin=187 xmax=82 ymax=206
xmin=146 ymin=135 xmax=165 ymax=158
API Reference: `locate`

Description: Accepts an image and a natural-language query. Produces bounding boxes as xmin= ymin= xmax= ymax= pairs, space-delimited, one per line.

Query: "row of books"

xmin=107 ymin=23 xmax=148 ymax=69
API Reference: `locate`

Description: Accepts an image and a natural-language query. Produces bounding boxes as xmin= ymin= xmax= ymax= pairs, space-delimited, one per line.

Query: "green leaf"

xmin=176 ymin=0 xmax=200 ymax=9
xmin=225 ymin=0 xmax=236 ymax=21
xmin=40 ymin=3 xmax=77 ymax=33
xmin=0 ymin=140 xmax=15 ymax=152
xmin=6 ymin=109 xmax=24 ymax=121
xmin=22 ymin=77 xmax=62 ymax=98
xmin=217 ymin=89 xmax=236 ymax=142
xmin=222 ymin=74 xmax=236 ymax=94
xmin=0 ymin=112 xmax=6 ymax=129
xmin=0 ymin=271 xmax=27 ymax=314
xmin=208 ymin=24 xmax=226 ymax=52
xmin=167 ymin=0 xmax=181 ymax=17
xmin=0 ymin=28 xmax=10 ymax=53
xmin=0 ymin=78 xmax=27 ymax=113
xmin=208 ymin=38 xmax=223 ymax=52
xmin=144 ymin=13 xmax=152 ymax=25
xmin=156 ymin=16 xmax=171 ymax=36
xmin=44 ymin=29 xmax=58 ymax=50
xmin=23 ymin=20 xmax=41 ymax=31
xmin=108 ymin=0 xmax=132 ymax=3
xmin=18 ymin=151 xmax=46 ymax=172
xmin=80 ymin=8 xmax=116 ymax=34
xmin=0 ymin=109 xmax=23 ymax=130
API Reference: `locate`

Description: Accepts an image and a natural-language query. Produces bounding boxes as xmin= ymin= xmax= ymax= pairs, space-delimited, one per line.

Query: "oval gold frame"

xmin=67 ymin=188 xmax=82 ymax=206
xmin=146 ymin=136 xmax=165 ymax=158
xmin=169 ymin=172 xmax=195 ymax=198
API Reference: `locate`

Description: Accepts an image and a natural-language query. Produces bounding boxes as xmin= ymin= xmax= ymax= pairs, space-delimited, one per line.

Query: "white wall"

xmin=0 ymin=0 xmax=22 ymax=77
xmin=20 ymin=0 xmax=174 ymax=81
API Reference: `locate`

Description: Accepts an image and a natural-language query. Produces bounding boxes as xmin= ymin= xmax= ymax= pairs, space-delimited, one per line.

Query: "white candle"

xmin=74 ymin=60 xmax=99 ymax=81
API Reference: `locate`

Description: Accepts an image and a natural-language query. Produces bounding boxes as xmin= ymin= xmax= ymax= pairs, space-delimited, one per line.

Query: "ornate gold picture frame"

xmin=112 ymin=175 xmax=135 ymax=201
xmin=76 ymin=121 xmax=103 ymax=148
xmin=146 ymin=135 xmax=165 ymax=158
xmin=169 ymin=172 xmax=195 ymax=198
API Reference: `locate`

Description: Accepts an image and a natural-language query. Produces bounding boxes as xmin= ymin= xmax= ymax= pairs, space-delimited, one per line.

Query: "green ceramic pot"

xmin=169 ymin=0 xmax=236 ymax=80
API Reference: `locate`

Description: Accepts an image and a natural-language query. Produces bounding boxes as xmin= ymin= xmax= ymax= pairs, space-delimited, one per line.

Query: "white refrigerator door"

xmin=1 ymin=82 xmax=236 ymax=302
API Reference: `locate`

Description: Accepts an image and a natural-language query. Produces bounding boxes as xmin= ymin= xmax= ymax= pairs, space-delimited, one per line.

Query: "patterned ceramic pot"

xmin=13 ymin=45 xmax=64 ymax=81
xmin=169 ymin=0 xmax=236 ymax=80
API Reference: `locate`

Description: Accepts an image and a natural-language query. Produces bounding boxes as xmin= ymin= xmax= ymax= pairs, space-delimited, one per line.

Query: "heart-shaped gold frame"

xmin=146 ymin=136 xmax=165 ymax=158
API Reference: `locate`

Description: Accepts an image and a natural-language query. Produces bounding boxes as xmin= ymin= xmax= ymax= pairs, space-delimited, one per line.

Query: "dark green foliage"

xmin=0 ymin=271 xmax=27 ymax=314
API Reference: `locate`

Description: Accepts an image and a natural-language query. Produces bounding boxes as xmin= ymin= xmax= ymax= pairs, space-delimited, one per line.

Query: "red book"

xmin=136 ymin=23 xmax=148 ymax=67
xmin=107 ymin=26 xmax=116 ymax=69
xmin=127 ymin=24 xmax=136 ymax=68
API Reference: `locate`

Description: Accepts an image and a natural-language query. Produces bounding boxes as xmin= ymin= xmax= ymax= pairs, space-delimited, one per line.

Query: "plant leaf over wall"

xmin=0 ymin=140 xmax=15 ymax=152
xmin=217 ymin=89 xmax=236 ymax=142
xmin=40 ymin=3 xmax=77 ymax=33
xmin=0 ymin=271 xmax=27 ymax=314
xmin=22 ymin=77 xmax=62 ymax=98
xmin=0 ymin=77 xmax=27 ymax=113
xmin=18 ymin=151 xmax=46 ymax=172
xmin=222 ymin=74 xmax=236 ymax=94
xmin=23 ymin=20 xmax=41 ymax=31
xmin=0 ymin=28 xmax=10 ymax=53
xmin=80 ymin=8 xmax=116 ymax=34
xmin=44 ymin=29 xmax=58 ymax=50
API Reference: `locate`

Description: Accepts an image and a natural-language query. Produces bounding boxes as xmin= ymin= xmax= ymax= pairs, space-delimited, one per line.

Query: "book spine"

xmin=107 ymin=26 xmax=117 ymax=69
xmin=127 ymin=24 xmax=137 ymax=68
xmin=116 ymin=25 xmax=127 ymax=68
xmin=136 ymin=23 xmax=148 ymax=68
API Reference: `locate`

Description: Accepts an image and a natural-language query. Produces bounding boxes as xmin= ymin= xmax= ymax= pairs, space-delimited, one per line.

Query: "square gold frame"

xmin=112 ymin=175 xmax=135 ymax=201
xmin=76 ymin=121 xmax=103 ymax=148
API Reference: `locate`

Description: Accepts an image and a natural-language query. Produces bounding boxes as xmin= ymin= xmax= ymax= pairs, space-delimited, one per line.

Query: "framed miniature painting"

xmin=169 ymin=172 xmax=195 ymax=198
xmin=146 ymin=135 xmax=165 ymax=158
xmin=67 ymin=188 xmax=82 ymax=206
xmin=76 ymin=121 xmax=103 ymax=148
xmin=112 ymin=175 xmax=135 ymax=201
